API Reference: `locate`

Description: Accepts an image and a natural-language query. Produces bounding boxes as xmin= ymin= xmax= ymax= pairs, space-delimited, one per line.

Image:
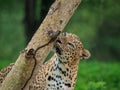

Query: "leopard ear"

xmin=81 ymin=49 xmax=91 ymax=59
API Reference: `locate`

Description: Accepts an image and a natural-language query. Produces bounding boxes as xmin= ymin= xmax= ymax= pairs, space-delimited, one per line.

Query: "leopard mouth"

xmin=54 ymin=45 xmax=62 ymax=55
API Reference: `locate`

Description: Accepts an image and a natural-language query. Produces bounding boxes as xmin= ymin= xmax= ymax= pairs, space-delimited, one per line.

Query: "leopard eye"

xmin=62 ymin=32 xmax=67 ymax=36
xmin=68 ymin=42 xmax=74 ymax=48
xmin=56 ymin=39 xmax=62 ymax=44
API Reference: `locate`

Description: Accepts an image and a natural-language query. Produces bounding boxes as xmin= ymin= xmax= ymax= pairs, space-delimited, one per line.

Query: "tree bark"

xmin=0 ymin=0 xmax=81 ymax=90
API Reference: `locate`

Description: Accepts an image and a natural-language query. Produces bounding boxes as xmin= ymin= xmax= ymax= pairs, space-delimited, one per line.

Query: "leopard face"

xmin=54 ymin=32 xmax=90 ymax=63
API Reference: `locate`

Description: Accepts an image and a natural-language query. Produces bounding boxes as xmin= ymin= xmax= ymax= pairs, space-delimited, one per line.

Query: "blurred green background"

xmin=0 ymin=0 xmax=120 ymax=90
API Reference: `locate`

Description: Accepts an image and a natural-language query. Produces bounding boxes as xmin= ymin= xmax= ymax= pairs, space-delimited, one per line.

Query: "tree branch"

xmin=0 ymin=0 xmax=81 ymax=90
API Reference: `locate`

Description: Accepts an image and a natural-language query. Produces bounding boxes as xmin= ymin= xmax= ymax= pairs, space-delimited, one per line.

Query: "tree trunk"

xmin=0 ymin=0 xmax=81 ymax=90
xmin=24 ymin=0 xmax=36 ymax=44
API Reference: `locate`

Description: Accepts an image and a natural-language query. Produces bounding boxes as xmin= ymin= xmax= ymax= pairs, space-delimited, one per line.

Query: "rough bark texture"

xmin=0 ymin=50 xmax=36 ymax=90
xmin=0 ymin=0 xmax=81 ymax=90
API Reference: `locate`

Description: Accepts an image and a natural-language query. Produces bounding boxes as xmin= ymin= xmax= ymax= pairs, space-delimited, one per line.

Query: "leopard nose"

xmin=56 ymin=37 xmax=62 ymax=44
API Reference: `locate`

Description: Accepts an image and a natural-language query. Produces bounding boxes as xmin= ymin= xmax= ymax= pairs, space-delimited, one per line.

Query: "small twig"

xmin=21 ymin=49 xmax=35 ymax=90
xmin=34 ymin=30 xmax=61 ymax=55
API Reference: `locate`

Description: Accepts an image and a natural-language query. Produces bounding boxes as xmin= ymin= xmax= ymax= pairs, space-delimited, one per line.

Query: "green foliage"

xmin=75 ymin=61 xmax=120 ymax=90
xmin=87 ymin=81 xmax=106 ymax=90
xmin=0 ymin=0 xmax=25 ymax=63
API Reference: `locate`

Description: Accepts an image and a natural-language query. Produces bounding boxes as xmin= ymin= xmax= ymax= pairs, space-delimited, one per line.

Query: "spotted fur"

xmin=0 ymin=32 xmax=90 ymax=90
xmin=0 ymin=63 xmax=14 ymax=87
xmin=29 ymin=32 xmax=90 ymax=90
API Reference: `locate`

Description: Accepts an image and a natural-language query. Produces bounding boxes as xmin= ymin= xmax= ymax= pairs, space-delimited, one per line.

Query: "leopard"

xmin=0 ymin=63 xmax=14 ymax=87
xmin=0 ymin=32 xmax=90 ymax=90
xmin=27 ymin=32 xmax=91 ymax=90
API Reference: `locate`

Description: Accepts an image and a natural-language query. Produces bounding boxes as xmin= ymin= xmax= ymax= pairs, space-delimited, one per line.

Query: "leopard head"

xmin=54 ymin=32 xmax=90 ymax=63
